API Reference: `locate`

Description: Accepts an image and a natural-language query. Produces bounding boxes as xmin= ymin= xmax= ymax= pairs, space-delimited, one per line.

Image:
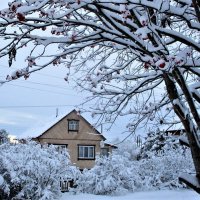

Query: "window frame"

xmin=49 ymin=144 xmax=68 ymax=154
xmin=68 ymin=119 xmax=79 ymax=132
xmin=78 ymin=145 xmax=95 ymax=160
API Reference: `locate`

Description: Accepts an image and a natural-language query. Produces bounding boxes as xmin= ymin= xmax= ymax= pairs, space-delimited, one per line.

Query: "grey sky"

xmin=1 ymin=0 xmax=174 ymax=142
xmin=0 ymin=0 xmax=132 ymax=141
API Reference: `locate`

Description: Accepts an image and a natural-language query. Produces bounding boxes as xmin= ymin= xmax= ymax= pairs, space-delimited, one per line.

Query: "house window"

xmin=54 ymin=144 xmax=68 ymax=154
xmin=78 ymin=145 xmax=95 ymax=159
xmin=68 ymin=120 xmax=79 ymax=131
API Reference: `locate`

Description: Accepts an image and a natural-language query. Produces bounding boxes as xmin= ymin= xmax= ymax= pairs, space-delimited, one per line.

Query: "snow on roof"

xmin=19 ymin=109 xmax=106 ymax=140
xmin=150 ymin=123 xmax=184 ymax=133
xmin=104 ymin=142 xmax=118 ymax=148
xmin=18 ymin=110 xmax=74 ymax=139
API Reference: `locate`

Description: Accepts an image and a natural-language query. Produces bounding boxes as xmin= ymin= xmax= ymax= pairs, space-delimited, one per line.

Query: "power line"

xmin=0 ymin=104 xmax=93 ymax=109
xmin=1 ymin=75 xmax=80 ymax=96
xmin=15 ymin=79 xmax=70 ymax=90
xmin=17 ymin=80 xmax=70 ymax=90
xmin=35 ymin=72 xmax=64 ymax=80
xmin=0 ymin=75 xmax=70 ymax=90
xmin=6 ymin=83 xmax=82 ymax=97
xmin=0 ymin=105 xmax=75 ymax=108
xmin=0 ymin=64 xmax=64 ymax=80
xmin=0 ymin=65 xmax=77 ymax=91
xmin=0 ymin=65 xmax=83 ymax=96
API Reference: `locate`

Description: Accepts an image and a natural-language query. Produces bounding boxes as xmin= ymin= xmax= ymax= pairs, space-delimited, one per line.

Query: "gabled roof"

xmin=19 ymin=109 xmax=106 ymax=140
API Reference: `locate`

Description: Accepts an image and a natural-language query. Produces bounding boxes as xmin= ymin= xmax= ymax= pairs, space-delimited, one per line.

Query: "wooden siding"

xmin=36 ymin=110 xmax=104 ymax=169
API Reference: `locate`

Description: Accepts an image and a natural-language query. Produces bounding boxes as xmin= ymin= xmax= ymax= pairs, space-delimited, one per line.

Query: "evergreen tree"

xmin=0 ymin=129 xmax=9 ymax=144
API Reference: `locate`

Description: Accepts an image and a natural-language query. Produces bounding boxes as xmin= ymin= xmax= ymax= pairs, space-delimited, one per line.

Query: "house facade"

xmin=33 ymin=109 xmax=116 ymax=170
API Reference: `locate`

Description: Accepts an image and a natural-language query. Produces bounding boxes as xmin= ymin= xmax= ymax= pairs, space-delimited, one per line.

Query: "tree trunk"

xmin=163 ymin=73 xmax=200 ymax=181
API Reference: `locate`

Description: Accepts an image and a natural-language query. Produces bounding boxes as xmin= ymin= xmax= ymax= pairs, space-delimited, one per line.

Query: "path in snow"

xmin=61 ymin=190 xmax=199 ymax=200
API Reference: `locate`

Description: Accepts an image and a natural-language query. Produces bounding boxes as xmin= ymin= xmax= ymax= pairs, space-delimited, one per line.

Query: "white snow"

xmin=0 ymin=175 xmax=4 ymax=186
xmin=18 ymin=110 xmax=70 ymax=139
xmin=180 ymin=173 xmax=200 ymax=188
xmin=60 ymin=190 xmax=199 ymax=200
xmin=19 ymin=109 xmax=104 ymax=139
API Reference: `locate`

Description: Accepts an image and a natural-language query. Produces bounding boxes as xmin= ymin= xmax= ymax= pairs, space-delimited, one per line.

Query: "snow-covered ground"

xmin=61 ymin=190 xmax=199 ymax=200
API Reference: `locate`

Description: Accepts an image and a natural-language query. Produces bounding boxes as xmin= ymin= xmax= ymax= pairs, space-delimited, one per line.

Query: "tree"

xmin=139 ymin=130 xmax=183 ymax=159
xmin=0 ymin=0 xmax=200 ymax=192
xmin=0 ymin=141 xmax=79 ymax=200
xmin=137 ymin=131 xmax=195 ymax=189
xmin=0 ymin=129 xmax=9 ymax=144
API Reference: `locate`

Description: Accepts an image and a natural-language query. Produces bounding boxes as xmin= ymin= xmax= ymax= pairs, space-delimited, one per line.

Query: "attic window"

xmin=68 ymin=120 xmax=79 ymax=131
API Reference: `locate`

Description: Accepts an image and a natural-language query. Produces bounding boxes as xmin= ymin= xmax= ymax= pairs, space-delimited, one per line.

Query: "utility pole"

xmin=56 ymin=108 xmax=59 ymax=118
xmin=101 ymin=124 xmax=103 ymax=133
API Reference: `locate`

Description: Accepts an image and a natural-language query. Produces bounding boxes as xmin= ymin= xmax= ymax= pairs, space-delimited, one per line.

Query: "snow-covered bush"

xmin=76 ymin=133 xmax=194 ymax=194
xmin=113 ymin=139 xmax=140 ymax=161
xmin=139 ymin=131 xmax=182 ymax=159
xmin=137 ymin=132 xmax=194 ymax=189
xmin=76 ymin=154 xmax=142 ymax=195
xmin=138 ymin=148 xmax=194 ymax=190
xmin=0 ymin=141 xmax=80 ymax=200
xmin=0 ymin=129 xmax=9 ymax=144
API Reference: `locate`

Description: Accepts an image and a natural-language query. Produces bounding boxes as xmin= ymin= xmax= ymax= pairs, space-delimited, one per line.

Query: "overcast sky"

xmin=0 ymin=0 xmax=134 ymax=141
xmin=0 ymin=1 xmax=179 ymax=143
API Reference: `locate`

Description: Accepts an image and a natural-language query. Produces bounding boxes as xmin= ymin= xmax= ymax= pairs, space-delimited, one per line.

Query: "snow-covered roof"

xmin=104 ymin=142 xmax=118 ymax=149
xmin=19 ymin=109 xmax=106 ymax=140
xmin=19 ymin=110 xmax=72 ymax=139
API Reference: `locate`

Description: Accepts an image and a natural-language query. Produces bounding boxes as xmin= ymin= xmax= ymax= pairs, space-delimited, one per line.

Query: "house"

xmin=32 ymin=109 xmax=117 ymax=170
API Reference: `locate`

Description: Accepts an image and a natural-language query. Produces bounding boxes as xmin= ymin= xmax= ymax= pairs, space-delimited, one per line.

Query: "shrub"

xmin=0 ymin=141 xmax=79 ymax=200
xmin=76 ymin=154 xmax=142 ymax=195
xmin=76 ymin=135 xmax=194 ymax=194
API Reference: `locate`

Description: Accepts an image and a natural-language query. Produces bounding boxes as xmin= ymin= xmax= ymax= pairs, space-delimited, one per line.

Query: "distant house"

xmin=164 ymin=129 xmax=185 ymax=136
xmin=32 ymin=109 xmax=117 ymax=170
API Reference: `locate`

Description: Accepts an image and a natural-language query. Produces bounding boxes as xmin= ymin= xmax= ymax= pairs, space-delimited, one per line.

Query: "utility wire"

xmin=0 ymin=65 xmax=83 ymax=96
xmin=0 ymin=104 xmax=93 ymax=109
xmin=35 ymin=72 xmax=65 ymax=80
xmin=0 ymin=64 xmax=64 ymax=80
xmin=0 ymin=66 xmax=76 ymax=91
xmin=0 ymin=76 xmax=72 ymax=90
xmin=16 ymin=80 xmax=70 ymax=90
xmin=0 ymin=105 xmax=76 ymax=108
xmin=7 ymin=83 xmax=82 ymax=97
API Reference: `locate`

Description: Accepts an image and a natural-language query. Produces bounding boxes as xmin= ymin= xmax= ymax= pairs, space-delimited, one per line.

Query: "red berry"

xmin=144 ymin=62 xmax=150 ymax=69
xmin=40 ymin=11 xmax=45 ymax=16
xmin=17 ymin=13 xmax=25 ymax=21
xmin=11 ymin=5 xmax=16 ymax=12
xmin=159 ymin=62 xmax=165 ymax=68
xmin=71 ymin=35 xmax=76 ymax=41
